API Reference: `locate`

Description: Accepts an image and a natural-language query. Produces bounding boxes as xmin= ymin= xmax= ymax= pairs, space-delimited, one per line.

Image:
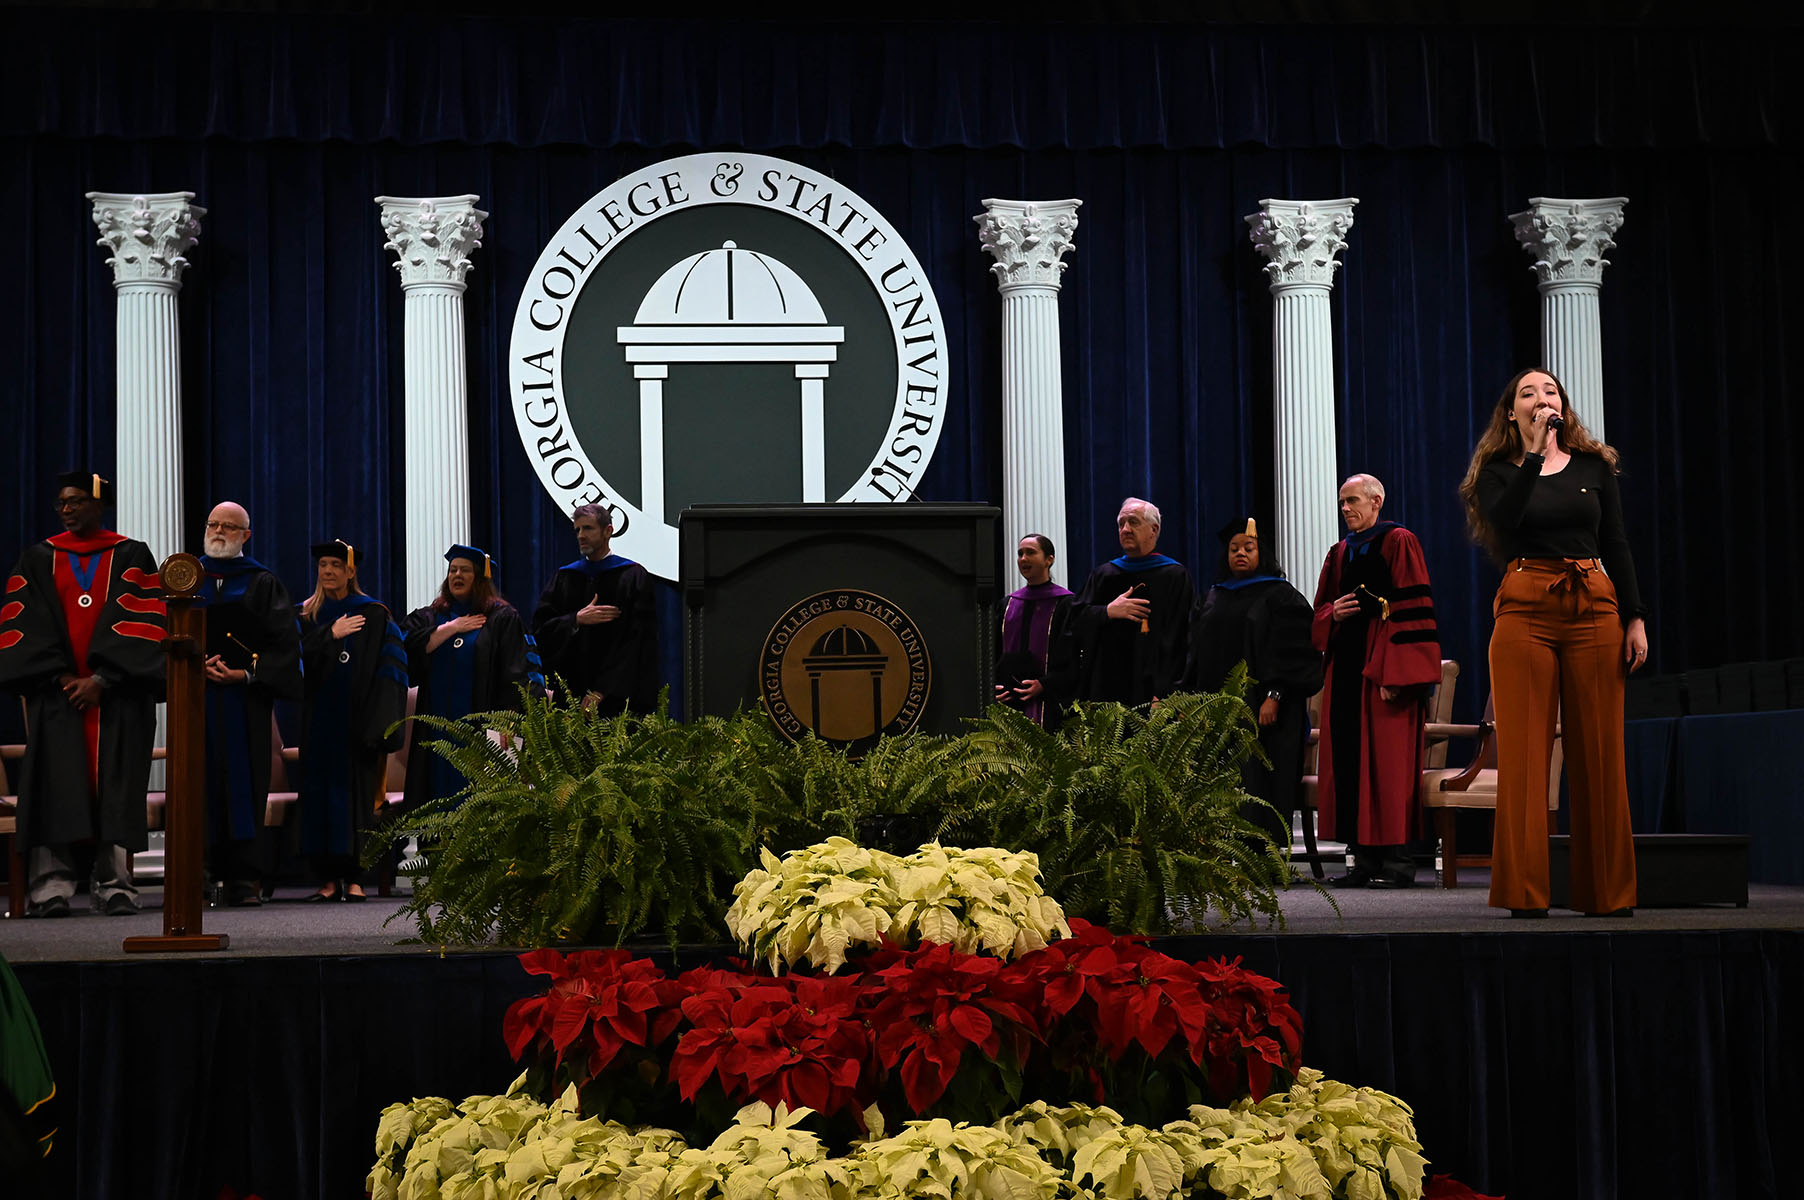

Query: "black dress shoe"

xmin=342 ymin=885 xmax=368 ymax=903
xmin=1509 ymin=907 xmax=1550 ymax=919
xmin=1584 ymin=907 xmax=1634 ymax=918
xmin=103 ymin=893 xmax=139 ymax=916
xmin=1330 ymin=870 xmax=1374 ymax=889
xmin=26 ymin=895 xmax=71 ymax=918
xmin=1369 ymin=873 xmax=1417 ymax=890
xmin=307 ymin=885 xmax=338 ymax=903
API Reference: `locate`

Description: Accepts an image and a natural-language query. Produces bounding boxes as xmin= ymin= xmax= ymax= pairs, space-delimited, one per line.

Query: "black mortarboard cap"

xmin=311 ymin=539 xmax=357 ymax=569
xmin=1216 ymin=516 xmax=1261 ymax=545
xmin=56 ymin=471 xmax=112 ymax=504
xmin=445 ymin=544 xmax=494 ymax=578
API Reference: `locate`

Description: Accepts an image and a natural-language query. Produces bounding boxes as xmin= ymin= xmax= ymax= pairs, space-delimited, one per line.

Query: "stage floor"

xmin=4 ymin=872 xmax=1800 ymax=964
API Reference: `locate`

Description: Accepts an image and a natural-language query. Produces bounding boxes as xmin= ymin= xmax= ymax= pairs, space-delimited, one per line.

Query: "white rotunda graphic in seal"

xmin=510 ymin=154 xmax=950 ymax=581
xmin=617 ymin=241 xmax=846 ymax=530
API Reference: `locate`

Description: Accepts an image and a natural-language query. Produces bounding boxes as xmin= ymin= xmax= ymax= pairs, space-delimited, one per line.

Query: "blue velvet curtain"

xmin=3 ymin=11 xmax=1799 ymax=731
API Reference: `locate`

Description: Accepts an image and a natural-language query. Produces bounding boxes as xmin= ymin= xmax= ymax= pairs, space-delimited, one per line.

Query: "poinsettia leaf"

xmin=948 ymin=1005 xmax=994 ymax=1047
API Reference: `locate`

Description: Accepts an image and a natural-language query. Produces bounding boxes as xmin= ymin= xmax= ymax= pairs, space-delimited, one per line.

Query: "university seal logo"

xmin=509 ymin=154 xmax=949 ymax=580
xmin=760 ymin=589 xmax=931 ymax=751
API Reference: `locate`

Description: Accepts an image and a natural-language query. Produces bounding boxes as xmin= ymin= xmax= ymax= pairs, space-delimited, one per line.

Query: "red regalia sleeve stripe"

xmin=5 ymin=575 xmax=24 ymax=594
xmin=0 ymin=630 xmax=21 ymax=650
xmin=112 ymin=621 xmax=166 ymax=643
xmin=115 ymin=594 xmax=165 ymax=615
xmin=121 ymin=567 xmax=161 ymax=589
xmin=0 ymin=601 xmax=21 ymax=625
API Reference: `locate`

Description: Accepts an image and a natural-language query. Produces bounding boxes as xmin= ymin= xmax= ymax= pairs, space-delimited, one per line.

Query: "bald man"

xmin=196 ymin=501 xmax=302 ymax=905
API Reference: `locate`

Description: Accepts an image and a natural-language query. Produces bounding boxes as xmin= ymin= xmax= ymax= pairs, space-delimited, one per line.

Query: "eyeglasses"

xmin=204 ymin=521 xmax=249 ymax=533
xmin=54 ymin=498 xmax=96 ymax=511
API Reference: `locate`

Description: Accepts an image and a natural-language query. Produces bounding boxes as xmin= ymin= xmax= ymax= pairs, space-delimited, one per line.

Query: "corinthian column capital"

xmin=1245 ymin=198 xmax=1358 ymax=292
xmin=1510 ymin=197 xmax=1628 ymax=290
xmin=87 ymin=192 xmax=206 ymax=288
xmin=975 ymin=199 xmax=1082 ymax=291
xmin=376 ymin=194 xmax=487 ymax=290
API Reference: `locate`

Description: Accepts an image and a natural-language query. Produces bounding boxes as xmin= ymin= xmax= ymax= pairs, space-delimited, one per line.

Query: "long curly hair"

xmin=431 ymin=573 xmax=507 ymax=614
xmin=1458 ymin=366 xmax=1619 ymax=561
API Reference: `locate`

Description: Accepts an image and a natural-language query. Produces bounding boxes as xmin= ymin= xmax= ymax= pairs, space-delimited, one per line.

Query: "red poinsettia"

xmin=866 ymin=941 xmax=1034 ymax=1113
xmin=1423 ymin=1176 xmax=1504 ymax=1200
xmin=670 ymin=974 xmax=872 ymax=1119
xmin=1191 ymin=956 xmax=1304 ymax=1101
xmin=502 ymin=949 xmax=687 ymax=1080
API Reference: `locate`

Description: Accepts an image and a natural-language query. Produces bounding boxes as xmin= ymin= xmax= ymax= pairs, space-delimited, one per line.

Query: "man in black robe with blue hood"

xmin=1065 ymin=497 xmax=1196 ymax=706
xmin=0 ymin=472 xmax=164 ymax=916
xmin=531 ymin=504 xmax=658 ymax=715
xmin=196 ymin=500 xmax=302 ymax=905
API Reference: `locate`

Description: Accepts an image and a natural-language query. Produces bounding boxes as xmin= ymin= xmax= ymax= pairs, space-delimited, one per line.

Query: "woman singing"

xmin=1459 ymin=368 xmax=1649 ymax=918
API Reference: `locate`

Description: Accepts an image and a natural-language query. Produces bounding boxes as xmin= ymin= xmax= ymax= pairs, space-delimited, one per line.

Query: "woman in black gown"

xmin=1183 ymin=517 xmax=1324 ymax=847
xmin=296 ymin=540 xmax=408 ymax=901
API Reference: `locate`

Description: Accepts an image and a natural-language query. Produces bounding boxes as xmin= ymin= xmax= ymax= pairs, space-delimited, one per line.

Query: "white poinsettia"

xmin=888 ymin=844 xmax=1070 ymax=959
xmin=991 ymin=1101 xmax=1126 ymax=1163
xmin=1247 ymin=1067 xmax=1427 ymax=1200
xmin=725 ymin=839 xmax=905 ymax=974
xmin=724 ymin=840 xmax=1070 ymax=974
xmin=848 ymin=1117 xmax=1064 ymax=1200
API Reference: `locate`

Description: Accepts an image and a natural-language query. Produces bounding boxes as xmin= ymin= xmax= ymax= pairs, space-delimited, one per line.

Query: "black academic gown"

xmin=530 ymin=555 xmax=658 ymax=712
xmin=1183 ymin=575 xmax=1325 ymax=827
xmin=297 ymin=596 xmax=408 ymax=871
xmin=1066 ymin=556 xmax=1195 ymax=705
xmin=399 ymin=602 xmax=537 ymax=810
xmin=0 ymin=535 xmax=164 ymax=849
xmin=196 ymin=557 xmax=304 ymax=858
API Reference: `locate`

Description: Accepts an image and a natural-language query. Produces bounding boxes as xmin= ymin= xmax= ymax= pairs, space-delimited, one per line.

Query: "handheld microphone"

xmin=1545 ymin=414 xmax=1565 ymax=432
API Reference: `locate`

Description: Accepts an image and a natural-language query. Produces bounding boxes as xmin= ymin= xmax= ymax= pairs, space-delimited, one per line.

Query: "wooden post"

xmin=125 ymin=553 xmax=227 ymax=952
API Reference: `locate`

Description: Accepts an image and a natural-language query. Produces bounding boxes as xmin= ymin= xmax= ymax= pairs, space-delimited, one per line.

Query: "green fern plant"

xmin=376 ymin=687 xmax=764 ymax=949
xmin=940 ymin=668 xmax=1291 ymax=934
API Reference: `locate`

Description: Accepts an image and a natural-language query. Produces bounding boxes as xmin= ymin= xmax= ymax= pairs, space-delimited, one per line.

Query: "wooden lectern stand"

xmin=124 ymin=552 xmax=228 ymax=953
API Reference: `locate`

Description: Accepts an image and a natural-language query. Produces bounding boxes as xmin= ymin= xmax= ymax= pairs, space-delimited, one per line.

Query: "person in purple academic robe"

xmin=994 ymin=533 xmax=1075 ymax=728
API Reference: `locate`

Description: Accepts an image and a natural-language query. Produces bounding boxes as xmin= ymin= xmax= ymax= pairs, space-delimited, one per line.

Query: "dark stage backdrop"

xmin=2 ymin=14 xmax=1800 ymax=728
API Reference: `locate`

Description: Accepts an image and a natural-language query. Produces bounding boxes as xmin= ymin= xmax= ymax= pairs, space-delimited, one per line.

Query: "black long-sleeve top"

xmin=1476 ymin=450 xmax=1645 ymax=621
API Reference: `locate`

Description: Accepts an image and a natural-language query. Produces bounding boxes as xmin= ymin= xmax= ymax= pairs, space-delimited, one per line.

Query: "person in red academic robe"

xmin=0 ymin=472 xmax=165 ymax=917
xmin=1312 ymin=474 xmax=1442 ymax=888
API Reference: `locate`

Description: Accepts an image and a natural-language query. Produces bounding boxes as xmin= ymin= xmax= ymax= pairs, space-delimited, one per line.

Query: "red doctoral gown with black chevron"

xmin=1310 ymin=523 xmax=1441 ymax=846
xmin=0 ymin=532 xmax=166 ymax=848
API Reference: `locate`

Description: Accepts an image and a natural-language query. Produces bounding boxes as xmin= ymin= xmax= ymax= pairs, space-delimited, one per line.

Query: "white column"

xmin=974 ymin=198 xmax=1081 ymax=586
xmin=796 ymin=364 xmax=829 ymax=502
xmin=635 ymin=366 xmax=668 ymax=529
xmin=377 ymin=194 xmax=486 ymax=610
xmin=87 ymin=192 xmax=204 ymax=565
xmin=1510 ymin=197 xmax=1628 ymax=444
xmin=1245 ymin=199 xmax=1358 ymax=581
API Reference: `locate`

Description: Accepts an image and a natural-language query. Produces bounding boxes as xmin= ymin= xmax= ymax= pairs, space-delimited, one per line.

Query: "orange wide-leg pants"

xmin=1487 ymin=558 xmax=1637 ymax=913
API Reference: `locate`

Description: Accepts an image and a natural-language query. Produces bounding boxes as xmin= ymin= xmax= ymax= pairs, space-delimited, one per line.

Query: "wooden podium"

xmin=680 ymin=503 xmax=1000 ymax=749
xmin=124 ymin=552 xmax=228 ymax=953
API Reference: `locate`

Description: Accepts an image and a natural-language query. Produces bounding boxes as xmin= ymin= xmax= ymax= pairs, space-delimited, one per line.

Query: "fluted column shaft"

xmin=1246 ymin=198 xmax=1358 ymax=578
xmin=403 ymin=286 xmax=474 ymax=607
xmin=88 ymin=192 xmax=204 ymax=563
xmin=1270 ymin=286 xmax=1342 ymax=585
xmin=975 ymin=199 xmax=1081 ymax=587
xmin=378 ymin=195 xmax=486 ymax=610
xmin=113 ymin=284 xmax=185 ymax=566
xmin=1511 ymin=197 xmax=1627 ymax=444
